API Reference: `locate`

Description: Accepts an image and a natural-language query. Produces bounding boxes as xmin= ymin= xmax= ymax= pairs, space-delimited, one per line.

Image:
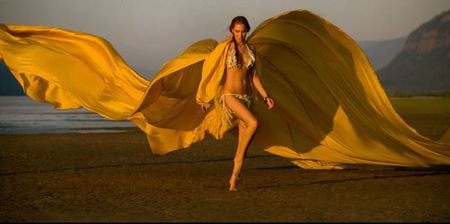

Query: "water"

xmin=0 ymin=96 xmax=136 ymax=134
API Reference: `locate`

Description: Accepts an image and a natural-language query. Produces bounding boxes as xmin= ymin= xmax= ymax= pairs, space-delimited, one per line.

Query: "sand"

xmin=0 ymin=129 xmax=449 ymax=222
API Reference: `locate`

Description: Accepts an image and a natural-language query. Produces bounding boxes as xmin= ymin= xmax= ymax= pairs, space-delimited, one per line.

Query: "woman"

xmin=211 ymin=16 xmax=275 ymax=191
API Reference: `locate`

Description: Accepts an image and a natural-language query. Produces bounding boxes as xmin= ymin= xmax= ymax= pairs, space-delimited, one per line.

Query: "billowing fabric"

xmin=1 ymin=10 xmax=449 ymax=169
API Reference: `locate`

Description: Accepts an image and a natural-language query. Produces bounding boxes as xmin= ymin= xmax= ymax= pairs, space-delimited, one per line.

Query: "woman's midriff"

xmin=223 ymin=68 xmax=252 ymax=95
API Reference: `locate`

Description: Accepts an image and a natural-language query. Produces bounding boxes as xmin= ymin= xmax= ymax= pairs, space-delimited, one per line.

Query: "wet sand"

xmin=1 ymin=129 xmax=449 ymax=222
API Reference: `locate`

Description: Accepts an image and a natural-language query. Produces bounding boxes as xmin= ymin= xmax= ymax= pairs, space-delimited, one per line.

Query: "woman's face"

xmin=231 ymin=23 xmax=247 ymax=44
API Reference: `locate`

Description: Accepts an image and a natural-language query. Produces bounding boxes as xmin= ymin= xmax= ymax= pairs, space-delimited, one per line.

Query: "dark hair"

xmin=228 ymin=16 xmax=250 ymax=32
xmin=228 ymin=16 xmax=250 ymax=66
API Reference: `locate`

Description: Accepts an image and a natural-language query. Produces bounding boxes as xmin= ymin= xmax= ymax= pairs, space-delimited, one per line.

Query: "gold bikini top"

xmin=226 ymin=43 xmax=256 ymax=70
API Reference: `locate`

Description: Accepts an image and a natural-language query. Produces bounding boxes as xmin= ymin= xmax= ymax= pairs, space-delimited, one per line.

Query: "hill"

xmin=358 ymin=37 xmax=407 ymax=70
xmin=0 ymin=61 xmax=24 ymax=96
xmin=377 ymin=10 xmax=450 ymax=96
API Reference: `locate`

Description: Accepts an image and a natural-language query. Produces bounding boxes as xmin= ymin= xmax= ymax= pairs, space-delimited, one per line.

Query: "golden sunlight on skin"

xmin=224 ymin=22 xmax=274 ymax=191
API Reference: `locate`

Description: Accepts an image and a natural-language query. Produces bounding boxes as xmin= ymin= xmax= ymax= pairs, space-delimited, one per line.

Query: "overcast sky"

xmin=1 ymin=0 xmax=449 ymax=78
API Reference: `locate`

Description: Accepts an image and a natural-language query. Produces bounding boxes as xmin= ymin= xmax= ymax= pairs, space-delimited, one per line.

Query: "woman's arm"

xmin=252 ymin=70 xmax=274 ymax=109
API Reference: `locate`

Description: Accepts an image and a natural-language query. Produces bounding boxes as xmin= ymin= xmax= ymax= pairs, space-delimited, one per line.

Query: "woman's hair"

xmin=228 ymin=16 xmax=251 ymax=66
xmin=228 ymin=16 xmax=250 ymax=32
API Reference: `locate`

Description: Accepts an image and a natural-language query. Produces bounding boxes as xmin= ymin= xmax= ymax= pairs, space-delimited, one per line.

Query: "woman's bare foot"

xmin=229 ymin=175 xmax=239 ymax=191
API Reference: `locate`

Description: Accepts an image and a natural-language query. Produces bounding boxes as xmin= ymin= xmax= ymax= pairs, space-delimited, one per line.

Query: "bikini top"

xmin=226 ymin=43 xmax=256 ymax=70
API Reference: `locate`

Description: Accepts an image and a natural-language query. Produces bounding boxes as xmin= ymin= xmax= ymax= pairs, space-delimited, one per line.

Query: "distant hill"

xmin=0 ymin=61 xmax=25 ymax=96
xmin=377 ymin=9 xmax=450 ymax=96
xmin=358 ymin=37 xmax=407 ymax=70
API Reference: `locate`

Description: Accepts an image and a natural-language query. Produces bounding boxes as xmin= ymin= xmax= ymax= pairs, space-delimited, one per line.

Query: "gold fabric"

xmin=1 ymin=10 xmax=449 ymax=169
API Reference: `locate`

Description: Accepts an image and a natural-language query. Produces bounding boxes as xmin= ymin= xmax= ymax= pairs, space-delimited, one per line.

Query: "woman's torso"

xmin=223 ymin=43 xmax=256 ymax=95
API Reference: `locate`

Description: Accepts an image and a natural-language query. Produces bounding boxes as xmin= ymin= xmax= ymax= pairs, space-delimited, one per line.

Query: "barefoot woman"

xmin=203 ymin=16 xmax=275 ymax=191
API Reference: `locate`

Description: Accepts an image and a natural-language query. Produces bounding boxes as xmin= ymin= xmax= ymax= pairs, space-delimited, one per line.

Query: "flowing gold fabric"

xmin=1 ymin=10 xmax=449 ymax=169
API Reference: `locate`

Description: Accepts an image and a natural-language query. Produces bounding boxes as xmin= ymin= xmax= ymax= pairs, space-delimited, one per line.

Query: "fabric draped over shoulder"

xmin=196 ymin=36 xmax=231 ymax=106
xmin=1 ymin=10 xmax=449 ymax=169
xmin=128 ymin=37 xmax=238 ymax=154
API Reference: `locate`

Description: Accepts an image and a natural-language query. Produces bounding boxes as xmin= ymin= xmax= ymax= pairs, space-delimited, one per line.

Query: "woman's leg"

xmin=236 ymin=119 xmax=246 ymax=181
xmin=224 ymin=95 xmax=258 ymax=191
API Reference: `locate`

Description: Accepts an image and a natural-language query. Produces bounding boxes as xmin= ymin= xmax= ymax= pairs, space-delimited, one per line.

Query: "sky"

xmin=1 ymin=0 xmax=449 ymax=78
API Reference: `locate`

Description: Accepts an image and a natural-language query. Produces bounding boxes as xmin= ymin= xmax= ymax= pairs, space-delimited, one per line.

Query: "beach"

xmin=1 ymin=128 xmax=449 ymax=222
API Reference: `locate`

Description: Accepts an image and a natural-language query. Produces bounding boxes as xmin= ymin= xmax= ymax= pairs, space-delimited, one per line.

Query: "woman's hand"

xmin=264 ymin=97 xmax=275 ymax=109
xmin=199 ymin=103 xmax=211 ymax=112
